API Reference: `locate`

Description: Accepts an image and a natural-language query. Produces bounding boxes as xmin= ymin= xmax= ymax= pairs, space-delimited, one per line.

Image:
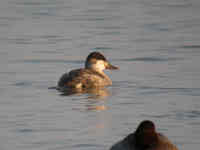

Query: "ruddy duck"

xmin=110 ymin=120 xmax=178 ymax=150
xmin=57 ymin=52 xmax=118 ymax=90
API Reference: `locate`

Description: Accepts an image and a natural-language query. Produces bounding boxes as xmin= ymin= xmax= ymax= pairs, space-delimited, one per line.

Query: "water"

xmin=1 ymin=0 xmax=200 ymax=149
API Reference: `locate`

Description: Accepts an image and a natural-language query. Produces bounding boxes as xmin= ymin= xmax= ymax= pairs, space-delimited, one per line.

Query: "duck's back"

xmin=110 ymin=133 xmax=178 ymax=150
xmin=58 ymin=68 xmax=110 ymax=89
xmin=110 ymin=134 xmax=136 ymax=150
xmin=110 ymin=139 xmax=132 ymax=150
xmin=148 ymin=134 xmax=178 ymax=150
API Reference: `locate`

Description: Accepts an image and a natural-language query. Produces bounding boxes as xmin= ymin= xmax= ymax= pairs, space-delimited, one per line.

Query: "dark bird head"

xmin=85 ymin=52 xmax=118 ymax=71
xmin=134 ymin=120 xmax=158 ymax=149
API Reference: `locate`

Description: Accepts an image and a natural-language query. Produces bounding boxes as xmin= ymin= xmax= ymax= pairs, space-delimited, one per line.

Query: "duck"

xmin=110 ymin=120 xmax=178 ymax=150
xmin=57 ymin=51 xmax=118 ymax=91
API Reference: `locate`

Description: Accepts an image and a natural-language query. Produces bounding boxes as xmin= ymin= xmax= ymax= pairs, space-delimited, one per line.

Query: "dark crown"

xmin=86 ymin=52 xmax=107 ymax=62
xmin=136 ymin=120 xmax=156 ymax=133
xmin=134 ymin=120 xmax=158 ymax=149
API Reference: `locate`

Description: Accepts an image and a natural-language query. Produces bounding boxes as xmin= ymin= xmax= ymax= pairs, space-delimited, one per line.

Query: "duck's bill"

xmin=106 ymin=63 xmax=118 ymax=70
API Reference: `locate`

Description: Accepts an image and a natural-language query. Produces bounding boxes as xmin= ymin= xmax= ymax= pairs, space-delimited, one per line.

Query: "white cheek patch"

xmin=96 ymin=60 xmax=106 ymax=71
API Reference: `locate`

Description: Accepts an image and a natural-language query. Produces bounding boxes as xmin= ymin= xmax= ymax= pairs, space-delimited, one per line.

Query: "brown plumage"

xmin=110 ymin=120 xmax=178 ymax=150
xmin=58 ymin=69 xmax=108 ymax=89
xmin=57 ymin=52 xmax=118 ymax=91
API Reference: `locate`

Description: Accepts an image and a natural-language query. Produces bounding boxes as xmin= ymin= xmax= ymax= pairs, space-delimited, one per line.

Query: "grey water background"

xmin=1 ymin=0 xmax=200 ymax=149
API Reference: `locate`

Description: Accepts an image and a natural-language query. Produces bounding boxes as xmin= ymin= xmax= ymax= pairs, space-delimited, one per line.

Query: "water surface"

xmin=1 ymin=0 xmax=200 ymax=150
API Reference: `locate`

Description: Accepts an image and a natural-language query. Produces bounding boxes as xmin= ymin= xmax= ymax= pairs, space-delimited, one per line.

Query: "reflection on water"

xmin=86 ymin=105 xmax=107 ymax=111
xmin=57 ymin=87 xmax=110 ymax=112
xmin=59 ymin=87 xmax=110 ymax=99
xmin=87 ymin=88 xmax=110 ymax=100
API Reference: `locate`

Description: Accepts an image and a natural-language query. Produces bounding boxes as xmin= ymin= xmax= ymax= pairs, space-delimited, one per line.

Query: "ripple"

xmin=87 ymin=18 xmax=105 ymax=21
xmin=85 ymin=9 xmax=105 ymax=13
xmin=143 ymin=1 xmax=192 ymax=8
xmin=5 ymin=37 xmax=32 ymax=45
xmin=0 ymin=16 xmax=24 ymax=21
xmin=16 ymin=128 xmax=72 ymax=134
xmin=141 ymin=114 xmax=172 ymax=119
xmin=98 ymin=31 xmax=121 ymax=35
xmin=19 ymin=59 xmax=83 ymax=64
xmin=175 ymin=110 xmax=200 ymax=120
xmin=0 ymin=71 xmax=16 ymax=75
xmin=138 ymin=86 xmax=200 ymax=96
xmin=16 ymin=2 xmax=52 ymax=6
xmin=161 ymin=2 xmax=192 ymax=8
xmin=32 ymin=50 xmax=64 ymax=54
xmin=72 ymin=143 xmax=103 ymax=148
xmin=119 ymin=57 xmax=180 ymax=62
xmin=92 ymin=47 xmax=112 ymax=50
xmin=143 ymin=23 xmax=172 ymax=32
xmin=181 ymin=45 xmax=200 ymax=49
xmin=14 ymin=81 xmax=32 ymax=87
xmin=96 ymin=26 xmax=123 ymax=30
xmin=18 ymin=129 xmax=34 ymax=133
xmin=32 ymin=12 xmax=54 ymax=17
xmin=39 ymin=35 xmax=63 ymax=39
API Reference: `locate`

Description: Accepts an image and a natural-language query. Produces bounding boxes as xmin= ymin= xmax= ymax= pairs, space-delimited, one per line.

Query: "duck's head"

xmin=134 ymin=120 xmax=158 ymax=149
xmin=85 ymin=52 xmax=118 ymax=72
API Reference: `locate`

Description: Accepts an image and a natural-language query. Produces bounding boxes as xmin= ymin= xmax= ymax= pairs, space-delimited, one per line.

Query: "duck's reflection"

xmin=59 ymin=87 xmax=110 ymax=111
xmin=86 ymin=87 xmax=110 ymax=99
xmin=59 ymin=87 xmax=110 ymax=99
